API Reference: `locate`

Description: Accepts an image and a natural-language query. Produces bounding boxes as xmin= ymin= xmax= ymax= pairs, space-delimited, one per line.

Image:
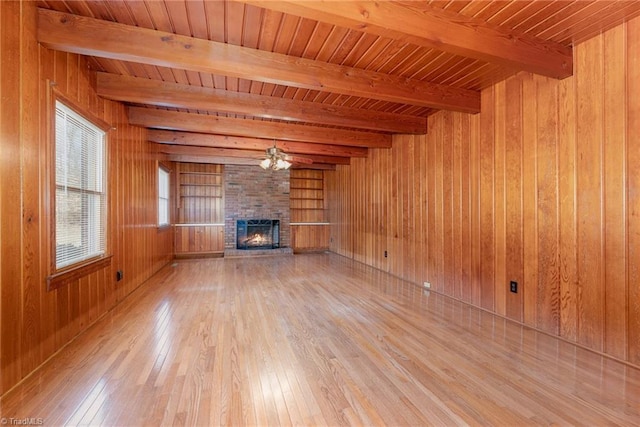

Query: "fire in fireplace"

xmin=236 ymin=219 xmax=280 ymax=250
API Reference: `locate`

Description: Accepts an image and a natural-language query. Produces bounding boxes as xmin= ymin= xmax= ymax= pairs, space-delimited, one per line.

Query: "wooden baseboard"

xmin=293 ymin=248 xmax=330 ymax=254
xmin=174 ymin=252 xmax=224 ymax=259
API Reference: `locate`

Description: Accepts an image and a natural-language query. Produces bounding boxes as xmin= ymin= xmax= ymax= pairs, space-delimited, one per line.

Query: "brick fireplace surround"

xmin=223 ymin=165 xmax=292 ymax=257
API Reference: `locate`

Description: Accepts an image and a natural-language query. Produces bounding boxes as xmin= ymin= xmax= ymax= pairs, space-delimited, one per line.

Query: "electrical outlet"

xmin=423 ymin=281 xmax=431 ymax=289
xmin=384 ymin=250 xmax=388 ymax=258
xmin=510 ymin=281 xmax=518 ymax=293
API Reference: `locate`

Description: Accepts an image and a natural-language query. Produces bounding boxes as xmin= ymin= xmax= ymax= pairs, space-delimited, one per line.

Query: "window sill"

xmin=47 ymin=255 xmax=112 ymax=291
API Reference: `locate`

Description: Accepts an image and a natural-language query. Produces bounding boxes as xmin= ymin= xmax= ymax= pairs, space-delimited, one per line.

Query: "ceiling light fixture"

xmin=260 ymin=143 xmax=291 ymax=171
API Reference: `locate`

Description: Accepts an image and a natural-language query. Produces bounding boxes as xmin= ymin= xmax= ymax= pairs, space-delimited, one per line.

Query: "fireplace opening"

xmin=237 ymin=219 xmax=280 ymax=250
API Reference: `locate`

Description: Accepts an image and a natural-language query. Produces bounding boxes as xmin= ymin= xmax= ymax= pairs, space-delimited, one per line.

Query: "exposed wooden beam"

xmin=167 ymin=155 xmax=336 ymax=170
xmin=166 ymin=155 xmax=258 ymax=167
xmin=158 ymin=145 xmax=264 ymax=159
xmin=147 ymin=130 xmax=368 ymax=158
xmin=155 ymin=144 xmax=349 ymax=165
xmin=129 ymin=108 xmax=391 ymax=148
xmin=97 ymin=73 xmax=427 ymax=134
xmin=290 ymin=164 xmax=336 ymax=171
xmin=243 ymin=1 xmax=573 ymax=79
xmin=38 ymin=8 xmax=480 ymax=113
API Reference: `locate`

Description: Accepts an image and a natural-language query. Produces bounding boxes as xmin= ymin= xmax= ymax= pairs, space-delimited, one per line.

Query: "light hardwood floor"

xmin=1 ymin=254 xmax=639 ymax=426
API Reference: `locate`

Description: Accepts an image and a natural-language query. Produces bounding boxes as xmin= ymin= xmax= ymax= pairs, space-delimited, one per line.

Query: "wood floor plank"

xmin=1 ymin=254 xmax=640 ymax=426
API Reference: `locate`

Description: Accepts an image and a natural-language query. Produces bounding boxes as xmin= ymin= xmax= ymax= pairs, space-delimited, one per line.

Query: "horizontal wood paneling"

xmin=0 ymin=1 xmax=173 ymax=395
xmin=327 ymin=16 xmax=640 ymax=366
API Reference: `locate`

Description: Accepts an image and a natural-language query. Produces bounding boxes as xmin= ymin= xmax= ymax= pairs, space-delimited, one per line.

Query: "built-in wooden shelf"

xmin=175 ymin=163 xmax=225 ymax=256
xmin=290 ymin=169 xmax=329 ymax=252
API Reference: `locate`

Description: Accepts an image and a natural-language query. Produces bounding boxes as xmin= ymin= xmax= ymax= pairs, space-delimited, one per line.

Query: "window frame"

xmin=158 ymin=164 xmax=170 ymax=227
xmin=47 ymin=90 xmax=112 ymax=291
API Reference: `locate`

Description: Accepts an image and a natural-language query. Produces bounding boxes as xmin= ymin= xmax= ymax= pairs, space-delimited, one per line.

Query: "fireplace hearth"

xmin=237 ymin=219 xmax=280 ymax=250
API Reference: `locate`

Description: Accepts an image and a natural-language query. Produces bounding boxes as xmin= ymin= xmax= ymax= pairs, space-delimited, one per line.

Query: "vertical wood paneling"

xmin=434 ymin=116 xmax=444 ymax=290
xmin=452 ymin=113 xmax=463 ymax=300
xmin=627 ymin=18 xmax=640 ymax=364
xmin=494 ymin=81 xmax=507 ymax=317
xmin=405 ymin=136 xmax=416 ymax=283
xmin=372 ymin=148 xmax=382 ymax=270
xmin=576 ymin=35 xmax=605 ymax=351
xmin=427 ymin=117 xmax=437 ymax=288
xmin=505 ymin=76 xmax=524 ymax=322
xmin=419 ymin=126 xmax=429 ymax=286
xmin=558 ymin=71 xmax=578 ymax=343
xmin=0 ymin=1 xmax=173 ymax=394
xmin=367 ymin=151 xmax=376 ymax=267
xmin=21 ymin=2 xmax=42 ymax=378
xmin=326 ymin=15 xmax=640 ymax=367
xmin=469 ymin=114 xmax=481 ymax=306
xmin=290 ymin=225 xmax=330 ymax=252
xmin=175 ymin=225 xmax=224 ymax=254
xmin=603 ymin=25 xmax=628 ymax=360
xmin=479 ymin=87 xmax=495 ymax=311
xmin=522 ymin=73 xmax=539 ymax=327
xmin=442 ymin=114 xmax=454 ymax=294
xmin=1 ymin=0 xmax=23 ymax=393
xmin=460 ymin=114 xmax=473 ymax=304
xmin=536 ymin=75 xmax=560 ymax=335
xmin=389 ymin=142 xmax=399 ymax=273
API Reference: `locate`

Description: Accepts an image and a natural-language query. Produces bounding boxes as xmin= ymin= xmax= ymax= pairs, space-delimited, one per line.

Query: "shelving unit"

xmin=290 ymin=170 xmax=327 ymax=223
xmin=175 ymin=163 xmax=225 ymax=256
xmin=290 ymin=169 xmax=329 ymax=252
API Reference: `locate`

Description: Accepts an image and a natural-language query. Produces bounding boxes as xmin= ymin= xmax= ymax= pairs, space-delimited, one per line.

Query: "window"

xmin=55 ymin=100 xmax=107 ymax=269
xmin=158 ymin=166 xmax=170 ymax=226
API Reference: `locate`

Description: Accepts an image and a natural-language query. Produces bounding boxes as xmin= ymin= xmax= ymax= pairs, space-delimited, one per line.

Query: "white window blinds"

xmin=158 ymin=167 xmax=170 ymax=226
xmin=55 ymin=101 xmax=107 ymax=269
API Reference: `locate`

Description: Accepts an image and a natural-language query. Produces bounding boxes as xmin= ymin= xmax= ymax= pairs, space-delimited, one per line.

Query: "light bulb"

xmin=276 ymin=159 xmax=291 ymax=170
xmin=260 ymin=158 xmax=271 ymax=169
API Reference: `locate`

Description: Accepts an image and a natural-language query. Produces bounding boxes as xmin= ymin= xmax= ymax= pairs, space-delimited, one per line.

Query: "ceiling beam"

xmin=166 ymin=155 xmax=260 ymax=167
xmin=129 ymin=108 xmax=391 ymax=148
xmin=38 ymin=8 xmax=480 ymax=113
xmin=97 ymin=73 xmax=427 ymax=134
xmin=243 ymin=1 xmax=572 ymax=79
xmin=290 ymin=164 xmax=336 ymax=171
xmin=155 ymin=144 xmax=349 ymax=165
xmin=148 ymin=130 xmax=368 ymax=158
xmin=167 ymin=155 xmax=336 ymax=170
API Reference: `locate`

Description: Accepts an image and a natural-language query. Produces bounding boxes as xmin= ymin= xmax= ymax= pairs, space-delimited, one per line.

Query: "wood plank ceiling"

xmin=36 ymin=0 xmax=640 ymax=168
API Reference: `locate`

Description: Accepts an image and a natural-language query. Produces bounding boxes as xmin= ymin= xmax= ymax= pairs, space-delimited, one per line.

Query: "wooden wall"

xmin=290 ymin=169 xmax=330 ymax=252
xmin=0 ymin=1 xmax=173 ymax=395
xmin=327 ymin=17 xmax=640 ymax=366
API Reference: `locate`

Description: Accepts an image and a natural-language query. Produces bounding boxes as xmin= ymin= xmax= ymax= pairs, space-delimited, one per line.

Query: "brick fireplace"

xmin=224 ymin=165 xmax=292 ymax=256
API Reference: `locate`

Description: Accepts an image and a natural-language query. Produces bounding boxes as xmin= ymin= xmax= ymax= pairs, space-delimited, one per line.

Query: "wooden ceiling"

xmin=36 ymin=0 xmax=640 ymax=168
